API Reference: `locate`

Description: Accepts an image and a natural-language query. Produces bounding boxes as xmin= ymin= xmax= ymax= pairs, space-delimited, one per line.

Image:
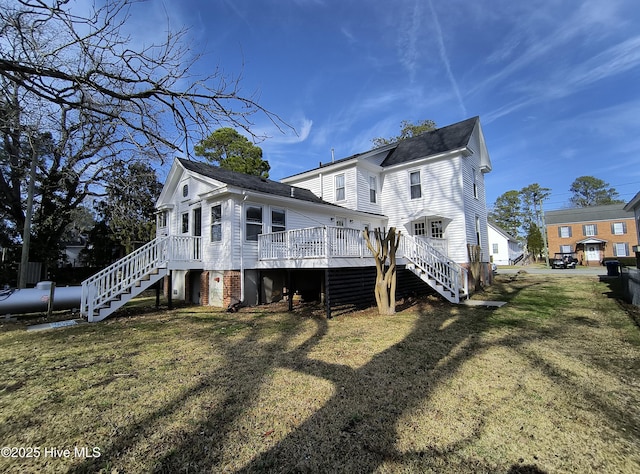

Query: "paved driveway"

xmin=496 ymin=266 xmax=613 ymax=276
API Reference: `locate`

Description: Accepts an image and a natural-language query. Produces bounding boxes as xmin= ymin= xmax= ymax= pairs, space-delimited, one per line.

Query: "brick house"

xmin=545 ymin=204 xmax=637 ymax=266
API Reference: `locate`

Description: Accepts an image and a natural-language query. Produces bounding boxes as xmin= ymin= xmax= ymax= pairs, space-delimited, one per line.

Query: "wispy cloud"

xmin=427 ymin=0 xmax=466 ymax=117
xmin=396 ymin=0 xmax=423 ymax=81
xmin=472 ymin=0 xmax=624 ymax=97
xmin=484 ymin=34 xmax=640 ymax=123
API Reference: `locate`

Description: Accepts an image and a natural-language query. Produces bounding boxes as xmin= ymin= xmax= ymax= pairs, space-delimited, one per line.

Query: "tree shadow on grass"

xmin=70 ymin=279 xmax=554 ymax=473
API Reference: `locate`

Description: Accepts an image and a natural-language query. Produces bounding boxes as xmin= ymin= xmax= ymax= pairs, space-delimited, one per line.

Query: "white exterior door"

xmin=585 ymin=245 xmax=600 ymax=263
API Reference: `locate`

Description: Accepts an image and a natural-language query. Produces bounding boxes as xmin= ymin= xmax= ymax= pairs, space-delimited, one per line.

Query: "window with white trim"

xmin=583 ymin=224 xmax=597 ymax=237
xmin=245 ymin=205 xmax=263 ymax=241
xmin=614 ymin=242 xmax=629 ymax=257
xmin=559 ymin=226 xmax=572 ymax=238
xmin=272 ymin=208 xmax=286 ymax=233
xmin=211 ymin=204 xmax=222 ymax=242
xmin=611 ymin=222 xmax=627 ymax=235
xmin=369 ymin=175 xmax=377 ymax=203
xmin=492 ymin=243 xmax=499 ymax=254
xmin=181 ymin=213 xmax=189 ymax=233
xmin=472 ymin=168 xmax=478 ymax=199
xmin=335 ymin=174 xmax=345 ymax=201
xmin=409 ymin=171 xmax=421 ymax=199
xmin=158 ymin=211 xmax=167 ymax=228
xmin=560 ymin=245 xmax=572 ymax=253
xmin=475 ymin=216 xmax=481 ymax=245
xmin=414 ymin=222 xmax=426 ymax=236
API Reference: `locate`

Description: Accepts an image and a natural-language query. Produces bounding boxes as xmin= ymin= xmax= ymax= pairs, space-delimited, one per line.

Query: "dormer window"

xmin=369 ymin=175 xmax=377 ymax=203
xmin=335 ymin=174 xmax=345 ymax=201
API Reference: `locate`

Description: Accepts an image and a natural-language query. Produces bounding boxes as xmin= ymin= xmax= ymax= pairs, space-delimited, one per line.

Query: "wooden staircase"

xmin=401 ymin=235 xmax=468 ymax=304
xmin=80 ymin=235 xmax=201 ymax=322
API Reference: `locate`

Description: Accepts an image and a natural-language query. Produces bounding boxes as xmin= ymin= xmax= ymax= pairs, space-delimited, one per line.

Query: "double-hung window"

xmin=211 ymin=205 xmax=222 ymax=242
xmin=158 ymin=211 xmax=167 ymax=228
xmin=369 ymin=175 xmax=377 ymax=203
xmin=559 ymin=226 xmax=572 ymax=238
xmin=245 ymin=205 xmax=263 ymax=241
xmin=583 ymin=224 xmax=597 ymax=237
xmin=614 ymin=243 xmax=629 ymax=257
xmin=409 ymin=171 xmax=421 ymax=199
xmin=181 ymin=213 xmax=189 ymax=234
xmin=611 ymin=222 xmax=627 ymax=235
xmin=472 ymin=168 xmax=478 ymax=199
xmin=272 ymin=208 xmax=286 ymax=233
xmin=335 ymin=174 xmax=345 ymax=201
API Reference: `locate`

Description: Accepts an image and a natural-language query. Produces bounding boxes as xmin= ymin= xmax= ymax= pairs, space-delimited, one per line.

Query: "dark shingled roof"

xmin=381 ymin=116 xmax=479 ymax=167
xmin=177 ymin=158 xmax=328 ymax=204
xmin=545 ymin=203 xmax=633 ymax=225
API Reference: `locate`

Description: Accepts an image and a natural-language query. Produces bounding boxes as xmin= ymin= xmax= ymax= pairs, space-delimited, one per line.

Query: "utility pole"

xmin=538 ymin=195 xmax=550 ymax=268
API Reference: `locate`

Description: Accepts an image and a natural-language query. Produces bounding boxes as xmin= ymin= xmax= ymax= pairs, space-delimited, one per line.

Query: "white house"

xmin=79 ymin=117 xmax=494 ymax=321
xmin=488 ymin=222 xmax=523 ymax=266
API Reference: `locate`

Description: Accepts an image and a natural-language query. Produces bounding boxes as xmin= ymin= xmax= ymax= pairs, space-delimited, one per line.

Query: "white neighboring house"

xmin=488 ymin=222 xmax=523 ymax=266
xmin=79 ymin=117 xmax=494 ymax=322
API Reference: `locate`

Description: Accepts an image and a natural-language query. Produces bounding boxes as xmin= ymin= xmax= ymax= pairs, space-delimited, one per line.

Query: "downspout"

xmin=240 ymin=192 xmax=248 ymax=302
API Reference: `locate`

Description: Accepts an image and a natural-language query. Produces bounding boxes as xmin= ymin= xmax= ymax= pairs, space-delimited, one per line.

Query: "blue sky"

xmin=126 ymin=0 xmax=640 ymax=210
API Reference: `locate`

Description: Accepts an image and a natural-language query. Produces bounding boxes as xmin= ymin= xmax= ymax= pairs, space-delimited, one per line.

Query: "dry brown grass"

xmin=0 ymin=273 xmax=638 ymax=473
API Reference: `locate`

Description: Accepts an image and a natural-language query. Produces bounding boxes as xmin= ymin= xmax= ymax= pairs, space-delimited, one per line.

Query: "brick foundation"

xmin=223 ymin=270 xmax=242 ymax=307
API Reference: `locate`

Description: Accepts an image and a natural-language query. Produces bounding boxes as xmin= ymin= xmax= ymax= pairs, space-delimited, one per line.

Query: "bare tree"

xmin=0 ymin=0 xmax=287 ymax=153
xmin=0 ymin=0 xmax=289 ymax=283
xmin=363 ymin=227 xmax=401 ymax=315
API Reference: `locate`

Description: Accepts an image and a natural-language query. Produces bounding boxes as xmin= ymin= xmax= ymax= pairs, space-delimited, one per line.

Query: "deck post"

xmin=325 ymin=269 xmax=331 ymax=319
xmin=287 ymin=270 xmax=293 ymax=312
xmin=167 ymin=270 xmax=173 ymax=310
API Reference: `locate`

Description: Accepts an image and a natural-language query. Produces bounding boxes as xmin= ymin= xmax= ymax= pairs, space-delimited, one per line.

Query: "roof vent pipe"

xmin=331 ymin=148 xmax=335 ymax=163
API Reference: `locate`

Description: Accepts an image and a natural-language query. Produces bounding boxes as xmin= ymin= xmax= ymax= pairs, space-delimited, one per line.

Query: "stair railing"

xmin=81 ymin=236 xmax=171 ymax=321
xmin=400 ymin=234 xmax=468 ymax=301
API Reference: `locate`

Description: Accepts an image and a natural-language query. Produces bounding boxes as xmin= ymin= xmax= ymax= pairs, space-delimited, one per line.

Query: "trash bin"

xmin=605 ymin=260 xmax=620 ymax=276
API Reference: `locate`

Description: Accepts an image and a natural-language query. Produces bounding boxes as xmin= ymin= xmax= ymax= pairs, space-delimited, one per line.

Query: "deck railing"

xmin=258 ymin=226 xmax=366 ymax=260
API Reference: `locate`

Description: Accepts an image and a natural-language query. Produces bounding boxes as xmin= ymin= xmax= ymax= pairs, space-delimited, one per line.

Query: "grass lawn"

xmin=0 ymin=273 xmax=639 ymax=473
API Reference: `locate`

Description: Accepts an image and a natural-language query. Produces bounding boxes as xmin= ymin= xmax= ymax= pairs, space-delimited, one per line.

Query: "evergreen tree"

xmin=194 ymin=128 xmax=270 ymax=178
xmin=569 ymin=176 xmax=623 ymax=207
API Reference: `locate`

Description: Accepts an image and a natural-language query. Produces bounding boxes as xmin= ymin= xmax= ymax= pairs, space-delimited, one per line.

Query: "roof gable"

xmin=177 ymin=158 xmax=330 ymax=205
xmin=380 ymin=116 xmax=479 ymax=167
